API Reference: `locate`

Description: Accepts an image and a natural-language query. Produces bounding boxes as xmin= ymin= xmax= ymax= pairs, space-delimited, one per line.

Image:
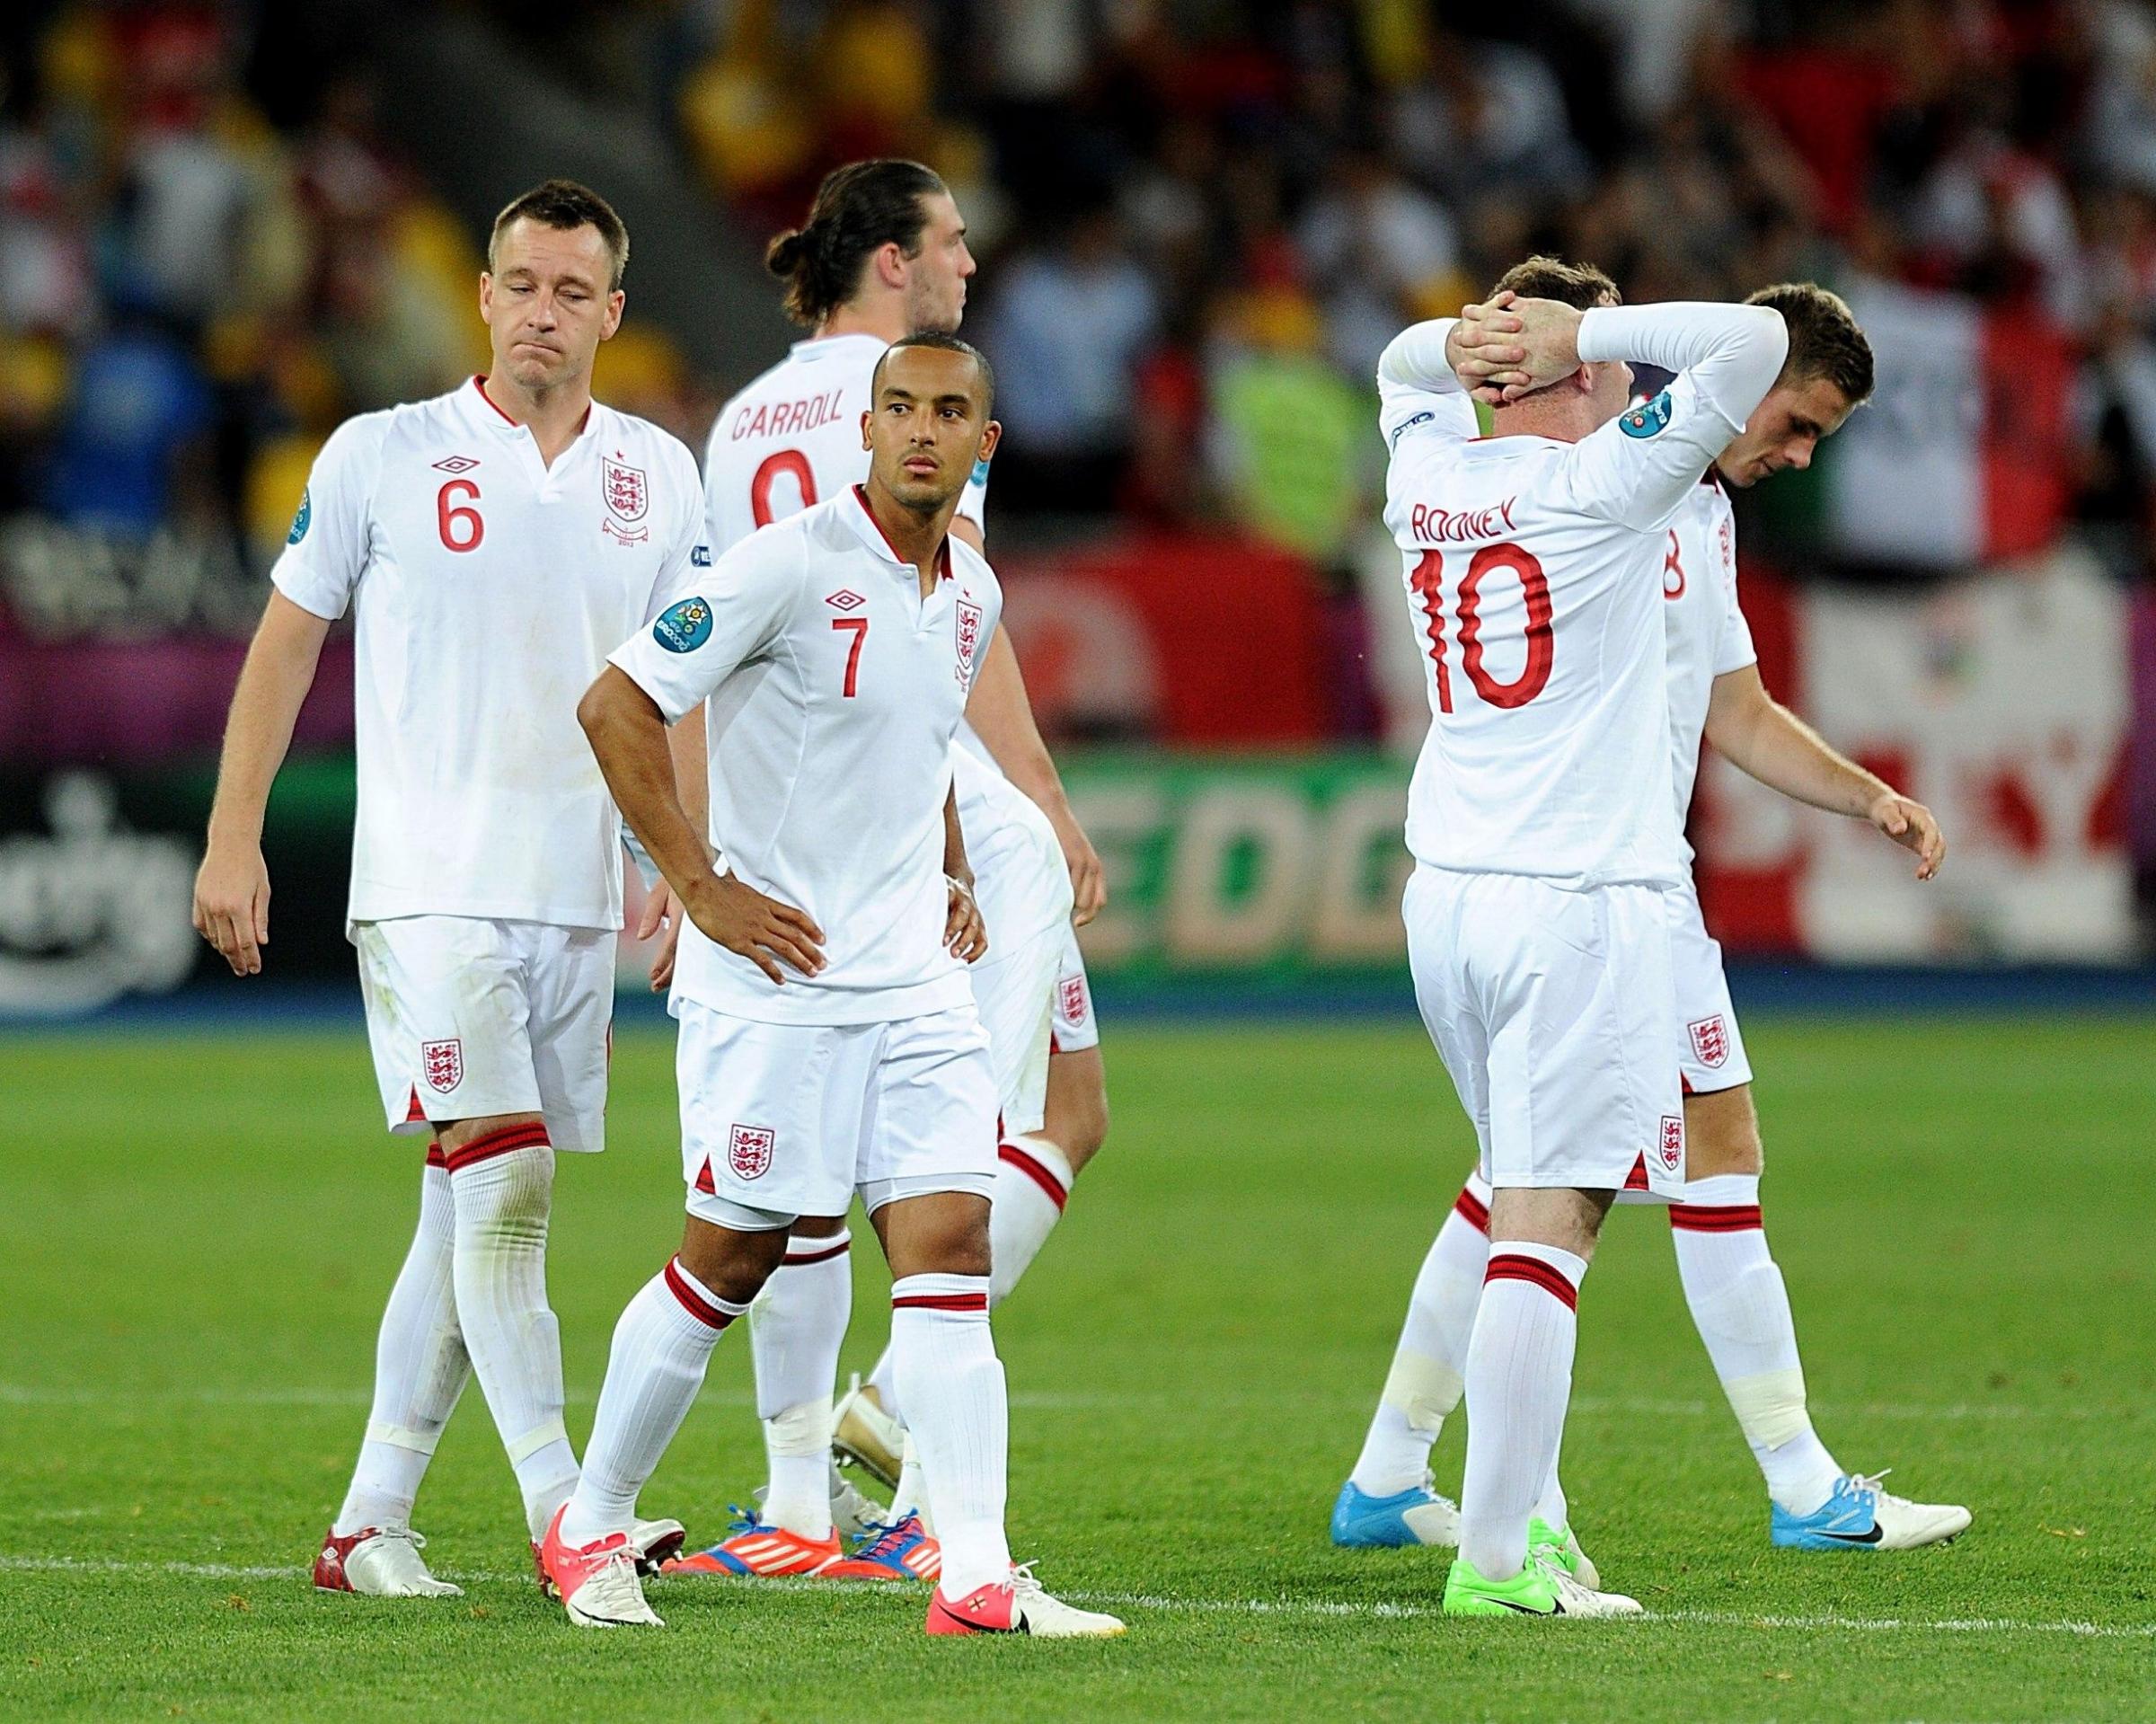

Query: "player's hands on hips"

xmin=192 ymin=839 xmax=271 ymax=977
xmin=1053 ymin=811 xmax=1108 ymax=927
xmin=945 ymin=873 xmax=988 ymax=963
xmin=1451 ymin=290 xmax=1585 ymax=404
xmin=1869 ymin=791 xmax=1946 ymax=880
xmin=685 ymin=872 xmax=826 ymax=985
xmin=638 ymin=879 xmax=685 ymax=992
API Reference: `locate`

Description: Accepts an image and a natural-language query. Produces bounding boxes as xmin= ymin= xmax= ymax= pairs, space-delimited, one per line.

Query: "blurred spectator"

xmin=978 ymin=201 xmax=1159 ymax=512
xmin=1294 ymin=137 xmax=1465 ymax=379
xmin=40 ymin=313 xmax=215 ymax=536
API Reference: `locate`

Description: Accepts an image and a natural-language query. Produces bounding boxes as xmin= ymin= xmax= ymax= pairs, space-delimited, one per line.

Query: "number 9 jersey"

xmin=703 ymin=332 xmax=986 ymax=552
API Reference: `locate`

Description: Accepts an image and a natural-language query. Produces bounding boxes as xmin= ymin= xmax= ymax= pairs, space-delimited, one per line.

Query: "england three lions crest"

xmin=1688 ymin=1014 xmax=1729 ymax=1069
xmin=602 ymin=454 xmax=649 ymax=544
xmin=955 ymin=599 xmax=984 ymax=689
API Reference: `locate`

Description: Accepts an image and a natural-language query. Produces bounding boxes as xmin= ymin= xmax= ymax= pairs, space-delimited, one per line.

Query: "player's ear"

xmin=479 ymin=272 xmax=494 ymax=325
xmin=860 ymin=408 xmax=873 ymax=452
xmin=976 ymin=420 xmax=1002 ymax=463
xmin=600 ymin=289 xmax=625 ymax=340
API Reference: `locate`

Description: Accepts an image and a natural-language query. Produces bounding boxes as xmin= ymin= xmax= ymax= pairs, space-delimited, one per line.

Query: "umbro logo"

xmin=433 ymin=455 xmax=480 ymax=473
xmin=826 ymin=589 xmax=865 ymax=611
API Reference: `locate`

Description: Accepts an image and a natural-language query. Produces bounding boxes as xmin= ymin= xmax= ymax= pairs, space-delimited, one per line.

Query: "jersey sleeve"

xmin=1555 ymin=304 xmax=1788 ymax=535
xmin=268 ymin=414 xmax=386 ymax=620
xmin=1375 ymin=318 xmax=1483 ymax=448
xmin=609 ymin=530 xmax=800 ymax=723
xmin=958 ymin=452 xmax=990 ymax=535
xmin=646 ymin=439 xmax=711 ymax=623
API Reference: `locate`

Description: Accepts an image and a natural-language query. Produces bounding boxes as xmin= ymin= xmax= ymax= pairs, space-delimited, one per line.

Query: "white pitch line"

xmin=4 ymin=1556 xmax=2151 ymax=1641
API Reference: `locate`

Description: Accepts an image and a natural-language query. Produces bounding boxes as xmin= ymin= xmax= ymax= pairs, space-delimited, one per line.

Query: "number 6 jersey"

xmin=1376 ymin=302 xmax=1787 ymax=890
xmin=270 ymin=376 xmax=705 ymax=930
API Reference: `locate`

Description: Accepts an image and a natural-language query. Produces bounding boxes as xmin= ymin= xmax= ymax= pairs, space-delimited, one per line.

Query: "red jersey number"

xmin=751 ymin=450 xmax=817 ymax=528
xmin=832 ymin=616 xmax=868 ymax=697
xmin=437 ymin=480 xmax=483 ymax=553
xmin=1409 ymin=542 xmax=1554 ymax=713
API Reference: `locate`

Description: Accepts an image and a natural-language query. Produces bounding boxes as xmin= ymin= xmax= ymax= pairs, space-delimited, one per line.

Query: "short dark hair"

xmin=489 ymin=179 xmax=629 ymax=290
xmin=870 ymin=332 xmax=994 ymax=416
xmin=766 ymin=159 xmax=948 ymax=328
xmin=1489 ymin=254 xmax=1621 ymax=312
xmin=1746 ymin=282 xmax=1874 ymax=404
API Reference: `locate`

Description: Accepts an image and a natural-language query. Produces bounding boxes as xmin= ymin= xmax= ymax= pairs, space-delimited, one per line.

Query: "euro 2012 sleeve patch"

xmin=287 ymin=487 xmax=312 ymax=544
xmin=653 ymin=597 xmax=712 ymax=653
xmin=1620 ymin=391 xmax=1674 ymax=439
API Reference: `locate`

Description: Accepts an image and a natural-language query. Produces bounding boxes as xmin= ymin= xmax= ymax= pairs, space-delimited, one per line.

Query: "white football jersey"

xmin=1661 ymin=476 xmax=1755 ymax=856
xmin=1378 ymin=302 xmax=1787 ymax=889
xmin=613 ymin=486 xmax=1003 ymax=1025
xmin=702 ymin=331 xmax=1064 ymax=946
xmin=272 ymin=376 xmax=704 ymax=931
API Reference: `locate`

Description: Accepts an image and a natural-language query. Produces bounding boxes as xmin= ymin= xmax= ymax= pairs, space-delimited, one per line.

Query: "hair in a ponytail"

xmin=765 ymin=159 xmax=948 ymax=328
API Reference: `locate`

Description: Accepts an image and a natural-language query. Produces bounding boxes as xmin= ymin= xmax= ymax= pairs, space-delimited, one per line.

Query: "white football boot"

xmin=926 ymin=1564 xmax=1127 ymax=1638
xmin=313 ymin=1526 xmax=462 ymax=1597
xmin=832 ymin=1374 xmax=904 ymax=1488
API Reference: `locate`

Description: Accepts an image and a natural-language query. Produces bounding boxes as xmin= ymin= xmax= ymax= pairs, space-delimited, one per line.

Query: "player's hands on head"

xmin=1054 ymin=814 xmax=1108 ymax=927
xmin=945 ymin=873 xmax=988 ymax=963
xmin=1869 ymin=792 xmax=1946 ymax=880
xmin=191 ymin=841 xmax=271 ymax=977
xmin=1454 ymin=291 xmax=1586 ymax=404
xmin=687 ymin=872 xmax=826 ymax=984
xmin=638 ymin=879 xmax=685 ymax=991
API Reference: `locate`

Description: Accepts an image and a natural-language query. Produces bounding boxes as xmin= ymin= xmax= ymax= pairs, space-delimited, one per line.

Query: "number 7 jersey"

xmin=1378 ymin=311 xmax=1777 ymax=890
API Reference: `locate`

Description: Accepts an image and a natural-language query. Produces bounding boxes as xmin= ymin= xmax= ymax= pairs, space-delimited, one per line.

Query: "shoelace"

xmin=372 ymin=1528 xmax=427 ymax=1552
xmin=849 ymin=1516 xmax=922 ymax=1560
xmin=1007 ymin=1561 xmax=1044 ymax=1602
xmin=723 ymin=1503 xmax=764 ymax=1537
xmin=1845 ymin=1469 xmax=1893 ymax=1504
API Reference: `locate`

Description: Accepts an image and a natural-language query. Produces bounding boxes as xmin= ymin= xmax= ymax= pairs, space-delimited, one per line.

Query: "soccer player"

xmin=541 ymin=334 xmax=1123 ymax=1638
xmin=1360 ymin=261 xmax=1793 ymax=1617
xmin=190 ymin=181 xmax=704 ymax=1596
xmin=660 ymin=158 xmax=1109 ymax=1585
xmin=1334 ymin=278 xmax=1970 ymax=1558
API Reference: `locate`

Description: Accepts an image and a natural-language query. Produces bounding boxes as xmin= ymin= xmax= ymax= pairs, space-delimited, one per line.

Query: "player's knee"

xmin=879 ymin=1194 xmax=992 ymax=1279
xmin=1045 ymin=1066 xmax=1109 ymax=1173
xmin=676 ymin=1220 xmax=787 ymax=1306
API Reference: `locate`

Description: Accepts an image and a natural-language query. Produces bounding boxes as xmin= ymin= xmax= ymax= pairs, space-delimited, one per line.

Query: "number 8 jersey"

xmin=1376 ymin=302 xmax=1788 ymax=891
xmin=271 ymin=376 xmax=705 ymax=931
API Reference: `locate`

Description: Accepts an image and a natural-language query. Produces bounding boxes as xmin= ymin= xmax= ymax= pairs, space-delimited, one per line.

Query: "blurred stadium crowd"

xmin=4 ymin=0 xmax=2156 ymax=648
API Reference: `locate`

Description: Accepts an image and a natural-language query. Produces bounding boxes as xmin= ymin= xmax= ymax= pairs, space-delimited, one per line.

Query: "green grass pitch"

xmin=3 ymin=1014 xmax=2152 ymax=1721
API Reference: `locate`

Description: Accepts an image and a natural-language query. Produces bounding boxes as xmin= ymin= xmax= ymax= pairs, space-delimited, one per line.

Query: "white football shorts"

xmin=1047 ymin=924 xmax=1100 ymax=1056
xmin=1404 ymin=864 xmax=1685 ymax=1198
xmin=969 ymin=920 xmax=1060 ymax=1136
xmin=1668 ymin=872 xmax=1753 ymax=1095
xmin=354 ymin=915 xmax=614 ymax=1154
xmin=676 ymin=999 xmax=998 ymax=1229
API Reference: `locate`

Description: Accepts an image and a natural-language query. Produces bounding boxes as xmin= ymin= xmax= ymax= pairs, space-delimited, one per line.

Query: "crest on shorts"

xmin=1658 ymin=1113 xmax=1685 ymax=1172
xmin=1688 ymin=1014 xmax=1729 ymax=1069
xmin=729 ymin=1123 xmax=775 ymax=1180
xmin=1057 ymin=973 xmax=1088 ymax=1026
xmin=421 ymin=1039 xmax=463 ymax=1093
xmin=954 ymin=599 xmax=984 ymax=689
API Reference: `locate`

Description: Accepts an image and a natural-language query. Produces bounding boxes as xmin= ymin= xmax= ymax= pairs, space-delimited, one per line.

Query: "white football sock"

xmin=862 ymin=1136 xmax=1075 ymax=1433
xmin=447 ymin=1130 xmax=579 ymax=1540
xmin=750 ymin=1230 xmax=852 ymax=1539
xmin=1671 ymin=1174 xmax=1842 ymax=1516
xmin=1459 ymin=1241 xmax=1586 ymax=1583
xmin=336 ymin=1156 xmax=469 ymax=1535
xmin=889 ymin=1273 xmax=1009 ymax=1597
xmin=561 ymin=1257 xmax=747 ymax=1547
xmin=891 ymin=1428 xmax=932 ymax=1530
xmin=1349 ymin=1173 xmax=1489 ymax=1496
xmin=990 ymin=1134 xmax=1073 ymax=1305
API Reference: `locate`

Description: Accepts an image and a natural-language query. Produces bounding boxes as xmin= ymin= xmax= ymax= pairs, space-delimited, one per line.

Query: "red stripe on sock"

xmin=1669 ymin=1203 xmax=1764 ymax=1233
xmin=892 ymin=1292 xmax=988 ymax=1313
xmin=443 ymin=1121 xmax=551 ymax=1174
xmin=424 ymin=1140 xmax=446 ymax=1170
xmin=1452 ymin=1184 xmax=1490 ymax=1235
xmin=998 ymin=1142 xmax=1069 ymax=1212
xmin=663 ymin=1257 xmax=737 ymax=1331
xmin=783 ymin=1238 xmax=851 ymax=1266
xmin=1486 ymin=1253 xmax=1579 ymax=1312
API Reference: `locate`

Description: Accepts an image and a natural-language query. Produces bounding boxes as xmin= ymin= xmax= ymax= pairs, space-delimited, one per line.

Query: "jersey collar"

xmin=466 ymin=376 xmax=597 ymax=442
xmin=844 ymin=484 xmax=951 ymax=580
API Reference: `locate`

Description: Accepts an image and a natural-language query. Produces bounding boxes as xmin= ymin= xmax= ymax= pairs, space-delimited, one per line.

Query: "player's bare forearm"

xmin=943 ymin=783 xmax=971 ymax=884
xmin=206 ymin=592 xmax=332 ymax=844
xmin=667 ymin=701 xmax=710 ymax=830
xmin=1705 ymin=665 xmax=1886 ymax=818
xmin=579 ymin=667 xmax=714 ymax=906
xmin=965 ymin=624 xmax=1108 ymax=919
